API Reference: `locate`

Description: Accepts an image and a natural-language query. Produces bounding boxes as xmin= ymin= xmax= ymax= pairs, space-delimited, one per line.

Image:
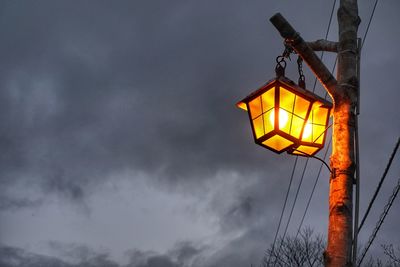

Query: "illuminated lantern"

xmin=237 ymin=76 xmax=318 ymax=153
xmin=288 ymin=98 xmax=332 ymax=156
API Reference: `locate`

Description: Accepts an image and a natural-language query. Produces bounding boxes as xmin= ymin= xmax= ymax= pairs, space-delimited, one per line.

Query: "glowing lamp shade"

xmin=288 ymin=99 xmax=332 ymax=156
xmin=237 ymin=76 xmax=316 ymax=154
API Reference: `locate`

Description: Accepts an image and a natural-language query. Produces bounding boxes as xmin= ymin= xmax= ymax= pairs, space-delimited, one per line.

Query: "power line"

xmin=296 ymin=52 xmax=337 ymax=238
xmin=323 ymin=0 xmax=379 ymax=97
xmin=265 ymin=0 xmax=336 ymax=258
xmin=293 ymin=0 xmax=378 ymax=241
xmin=353 ymin=1 xmax=380 ymax=264
xmin=295 ymin=51 xmax=336 ymax=235
xmin=312 ymin=0 xmax=337 ymax=93
xmin=267 ymin=2 xmax=337 ymax=263
xmin=357 ymin=178 xmax=400 ymax=266
xmin=361 ymin=0 xmax=379 ymax=49
xmin=264 ymin=1 xmax=337 ymax=266
xmin=295 ymin=0 xmax=379 ymax=239
xmin=295 ymin=137 xmax=332 ymax=238
xmin=309 ymin=0 xmax=380 ymax=233
xmin=358 ymin=137 xmax=400 ymax=233
xmin=267 ymin=1 xmax=381 ymax=265
xmin=272 ymin=158 xmax=309 ymax=267
xmin=264 ymin=156 xmax=298 ymax=266
xmin=295 ymin=0 xmax=338 ymax=232
xmin=353 ymin=0 xmax=381 ymax=233
xmin=297 ymin=30 xmax=338 ymax=237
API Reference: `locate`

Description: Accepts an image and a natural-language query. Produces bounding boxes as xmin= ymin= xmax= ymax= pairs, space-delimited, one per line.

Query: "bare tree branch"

xmin=264 ymin=228 xmax=325 ymax=267
xmin=263 ymin=229 xmax=400 ymax=267
xmin=382 ymin=244 xmax=400 ymax=266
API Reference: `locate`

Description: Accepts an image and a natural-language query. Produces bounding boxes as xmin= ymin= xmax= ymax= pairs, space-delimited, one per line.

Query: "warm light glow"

xmin=237 ymin=101 xmax=247 ymax=111
xmin=302 ymin=122 xmax=312 ymax=139
xmin=292 ymin=145 xmax=320 ymax=156
xmin=300 ymin=103 xmax=329 ymax=143
xmin=262 ymin=135 xmax=294 ymax=152
xmin=237 ymin=77 xmax=331 ymax=155
xmin=289 ymin=102 xmax=332 ymax=156
xmin=269 ymin=108 xmax=289 ymax=128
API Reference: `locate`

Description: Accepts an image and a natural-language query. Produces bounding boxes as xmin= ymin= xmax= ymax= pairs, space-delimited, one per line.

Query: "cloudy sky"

xmin=0 ymin=1 xmax=399 ymax=266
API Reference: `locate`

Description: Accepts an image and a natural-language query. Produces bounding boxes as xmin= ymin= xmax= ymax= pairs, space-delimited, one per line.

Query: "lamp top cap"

xmin=236 ymin=76 xmax=332 ymax=111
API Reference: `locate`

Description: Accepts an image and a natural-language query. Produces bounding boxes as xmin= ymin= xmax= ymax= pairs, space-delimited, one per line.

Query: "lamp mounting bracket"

xmin=270 ymin=13 xmax=338 ymax=99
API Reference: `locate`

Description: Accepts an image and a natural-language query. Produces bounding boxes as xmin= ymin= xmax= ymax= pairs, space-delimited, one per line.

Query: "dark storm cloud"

xmin=0 ymin=0 xmax=289 ymax=205
xmin=0 ymin=0 xmax=399 ymax=266
xmin=132 ymin=256 xmax=179 ymax=267
xmin=0 ymin=241 xmax=205 ymax=267
xmin=0 ymin=245 xmax=71 ymax=267
xmin=126 ymin=251 xmax=180 ymax=267
xmin=0 ymin=244 xmax=118 ymax=267
xmin=0 ymin=196 xmax=42 ymax=211
xmin=125 ymin=242 xmax=206 ymax=267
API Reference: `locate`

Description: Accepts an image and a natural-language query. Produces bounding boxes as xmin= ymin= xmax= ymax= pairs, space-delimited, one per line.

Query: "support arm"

xmin=307 ymin=39 xmax=338 ymax=52
xmin=270 ymin=13 xmax=338 ymax=99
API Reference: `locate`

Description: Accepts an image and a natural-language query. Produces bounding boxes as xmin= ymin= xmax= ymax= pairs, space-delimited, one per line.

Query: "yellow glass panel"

xmin=268 ymin=108 xmax=290 ymax=130
xmin=252 ymin=116 xmax=264 ymax=139
xmin=301 ymin=121 xmax=313 ymax=142
xmin=263 ymin=109 xmax=275 ymax=134
xmin=279 ymin=111 xmax=293 ymax=135
xmin=262 ymin=135 xmax=293 ymax=152
xmin=314 ymin=132 xmax=325 ymax=144
xmin=312 ymin=125 xmax=326 ymax=144
xmin=313 ymin=106 xmax=329 ymax=125
xmin=292 ymin=145 xmax=320 ymax=156
xmin=293 ymin=96 xmax=311 ymax=119
xmin=237 ymin=101 xmax=247 ymax=111
xmin=249 ymin=96 xmax=262 ymax=119
xmin=268 ymin=109 xmax=275 ymax=127
xmin=261 ymin=88 xmax=275 ymax=112
xmin=290 ymin=116 xmax=305 ymax=139
xmin=279 ymin=87 xmax=295 ymax=112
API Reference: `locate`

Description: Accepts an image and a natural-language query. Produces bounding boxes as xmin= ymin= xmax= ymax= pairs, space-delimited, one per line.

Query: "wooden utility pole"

xmin=270 ymin=1 xmax=360 ymax=266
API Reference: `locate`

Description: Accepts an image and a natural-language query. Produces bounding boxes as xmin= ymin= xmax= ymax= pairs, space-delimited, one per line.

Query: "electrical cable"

xmin=353 ymin=3 xmax=382 ymax=264
xmin=357 ymin=178 xmax=400 ymax=266
xmin=272 ymin=158 xmax=309 ymax=267
xmin=264 ymin=1 xmax=337 ymax=265
xmin=361 ymin=0 xmax=379 ymax=50
xmin=352 ymin=0 xmax=381 ymax=234
xmin=275 ymin=1 xmax=381 ymax=265
xmin=297 ymin=57 xmax=337 ymax=234
xmin=265 ymin=0 xmax=335 ymax=253
xmin=295 ymin=58 xmax=336 ymax=236
xmin=358 ymin=137 xmax=400 ymax=233
xmin=295 ymin=137 xmax=332 ymax=239
xmin=312 ymin=0 xmax=337 ymax=93
xmin=294 ymin=0 xmax=337 ymax=237
xmin=264 ymin=156 xmax=298 ymax=266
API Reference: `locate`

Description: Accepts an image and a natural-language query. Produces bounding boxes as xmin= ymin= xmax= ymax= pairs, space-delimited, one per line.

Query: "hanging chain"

xmin=275 ymin=44 xmax=293 ymax=77
xmin=297 ymin=56 xmax=306 ymax=89
xmin=275 ymin=56 xmax=286 ymax=77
